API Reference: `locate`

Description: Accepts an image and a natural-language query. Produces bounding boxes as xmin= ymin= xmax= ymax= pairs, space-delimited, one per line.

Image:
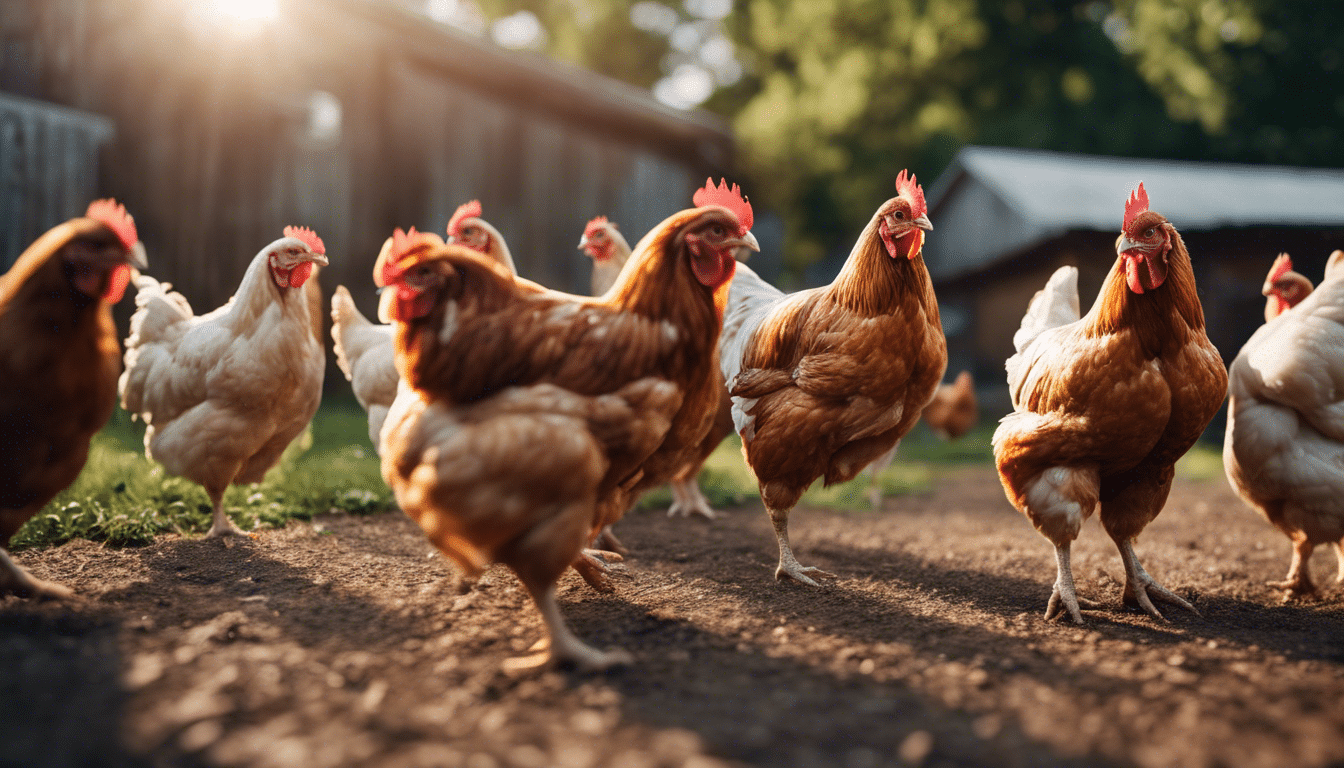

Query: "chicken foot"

xmin=592 ymin=525 xmax=627 ymax=555
xmin=572 ymin=549 xmax=623 ymax=593
xmin=0 ymin=548 xmax=73 ymax=599
xmin=667 ymin=477 xmax=717 ymax=520
xmin=502 ymin=582 xmax=631 ymax=673
xmin=204 ymin=489 xmax=248 ymax=539
xmin=1267 ymin=536 xmax=1319 ymax=601
xmin=1116 ymin=539 xmax=1199 ymax=618
xmin=1044 ymin=543 xmax=1101 ymax=624
xmin=770 ymin=506 xmax=836 ymax=586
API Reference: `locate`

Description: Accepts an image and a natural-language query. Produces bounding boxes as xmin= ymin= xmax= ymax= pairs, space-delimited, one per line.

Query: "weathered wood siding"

xmin=0 ymin=93 xmax=113 ymax=271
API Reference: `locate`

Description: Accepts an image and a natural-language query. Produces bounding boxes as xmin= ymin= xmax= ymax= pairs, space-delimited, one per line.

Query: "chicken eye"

xmin=710 ymin=224 xmax=724 ymax=236
xmin=1144 ymin=227 xmax=1155 ymax=237
xmin=895 ymin=211 xmax=905 ymax=220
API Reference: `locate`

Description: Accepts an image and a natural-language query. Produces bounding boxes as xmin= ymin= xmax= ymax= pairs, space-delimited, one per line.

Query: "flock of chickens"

xmin=0 ymin=175 xmax=1339 ymax=672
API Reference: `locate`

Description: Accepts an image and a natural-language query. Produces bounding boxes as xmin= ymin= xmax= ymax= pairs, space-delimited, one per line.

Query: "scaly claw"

xmin=775 ymin=562 xmax=837 ymax=587
xmin=1117 ymin=539 xmax=1200 ymax=620
xmin=1044 ymin=544 xmax=1093 ymax=624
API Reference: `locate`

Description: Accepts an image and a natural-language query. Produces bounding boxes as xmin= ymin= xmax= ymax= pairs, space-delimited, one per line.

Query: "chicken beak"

xmin=914 ymin=215 xmax=933 ymax=232
xmin=725 ymin=232 xmax=760 ymax=254
xmin=1261 ymin=282 xmax=1276 ymax=297
xmin=577 ymin=235 xmax=589 ymax=250
xmin=309 ymin=252 xmax=330 ymax=267
xmin=1116 ymin=235 xmax=1140 ymax=254
xmin=127 ymin=241 xmax=149 ymax=270
xmin=377 ymin=286 xmax=396 ymax=324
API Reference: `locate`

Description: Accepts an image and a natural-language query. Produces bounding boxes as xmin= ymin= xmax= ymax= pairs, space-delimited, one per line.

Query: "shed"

xmin=923 ymin=146 xmax=1344 ymax=410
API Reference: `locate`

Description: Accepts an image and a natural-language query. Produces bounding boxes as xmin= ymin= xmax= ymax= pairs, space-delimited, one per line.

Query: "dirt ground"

xmin=3 ymin=466 xmax=1343 ymax=768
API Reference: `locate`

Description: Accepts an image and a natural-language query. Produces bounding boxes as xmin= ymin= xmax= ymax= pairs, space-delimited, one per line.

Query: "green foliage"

xmin=11 ymin=397 xmax=394 ymax=551
xmin=1175 ymin=442 xmax=1224 ymax=482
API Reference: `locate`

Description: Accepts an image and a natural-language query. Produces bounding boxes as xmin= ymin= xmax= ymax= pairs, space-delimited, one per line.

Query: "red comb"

xmin=584 ymin=215 xmax=611 ymax=239
xmin=1268 ymin=253 xmax=1293 ymax=283
xmin=894 ymin=170 xmax=926 ymax=218
xmin=381 ymin=227 xmax=422 ymax=286
xmin=692 ymin=178 xmax=753 ymax=234
xmin=1123 ymin=182 xmax=1150 ymax=231
xmin=283 ymin=225 xmax=325 ymax=255
xmin=447 ymin=200 xmax=483 ymax=238
xmin=85 ymin=199 xmax=138 ymax=252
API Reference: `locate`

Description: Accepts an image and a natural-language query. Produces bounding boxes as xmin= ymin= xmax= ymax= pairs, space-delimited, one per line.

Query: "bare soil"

xmin=3 ymin=467 xmax=1343 ymax=768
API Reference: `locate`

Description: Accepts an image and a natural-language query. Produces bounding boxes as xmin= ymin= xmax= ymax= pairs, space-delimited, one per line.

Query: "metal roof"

xmin=923 ymin=146 xmax=1344 ymax=280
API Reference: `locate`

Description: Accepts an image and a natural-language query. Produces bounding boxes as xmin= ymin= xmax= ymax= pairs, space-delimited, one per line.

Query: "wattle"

xmin=103 ymin=264 xmax=132 ymax=303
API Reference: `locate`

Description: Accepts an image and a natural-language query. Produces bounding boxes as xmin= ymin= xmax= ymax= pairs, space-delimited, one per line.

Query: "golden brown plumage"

xmin=720 ymin=172 xmax=946 ymax=585
xmin=0 ymin=201 xmax=146 ymax=598
xmin=380 ymin=202 xmax=750 ymax=670
xmin=993 ymin=183 xmax=1227 ymax=623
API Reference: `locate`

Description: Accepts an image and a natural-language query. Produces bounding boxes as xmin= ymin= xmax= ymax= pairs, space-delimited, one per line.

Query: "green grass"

xmin=11 ymin=396 xmax=394 ymax=551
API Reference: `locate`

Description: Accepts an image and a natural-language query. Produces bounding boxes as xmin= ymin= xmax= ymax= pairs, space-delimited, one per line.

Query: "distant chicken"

xmin=720 ymin=172 xmax=946 ymax=585
xmin=994 ymin=183 xmax=1227 ymax=623
xmin=332 ymin=202 xmax=518 ymax=455
xmin=865 ymin=370 xmax=978 ymax=507
xmin=1261 ymin=252 xmax=1314 ymax=322
xmin=120 ymin=227 xmax=328 ymax=538
xmin=379 ymin=189 xmax=751 ymax=670
xmin=447 ymin=199 xmax=516 ymax=274
xmin=0 ymin=201 xmax=146 ymax=598
xmin=579 ymin=216 xmax=631 ymax=296
xmin=1225 ymin=251 xmax=1344 ymax=599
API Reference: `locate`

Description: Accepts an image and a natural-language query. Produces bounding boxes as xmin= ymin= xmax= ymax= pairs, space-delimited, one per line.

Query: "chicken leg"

xmin=1043 ymin=543 xmax=1101 ymax=624
xmin=667 ymin=477 xmax=716 ymax=520
xmin=1116 ymin=538 xmax=1199 ymax=618
xmin=204 ymin=488 xmax=247 ymax=539
xmin=770 ymin=506 xmax=836 ymax=586
xmin=1267 ymin=535 xmax=1319 ymax=600
xmin=0 ymin=548 xmax=72 ymax=599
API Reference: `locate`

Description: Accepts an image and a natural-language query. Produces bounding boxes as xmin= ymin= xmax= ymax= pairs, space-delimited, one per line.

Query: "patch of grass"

xmin=12 ymin=395 xmax=393 ymax=551
xmin=1175 ymin=443 xmax=1225 ymax=482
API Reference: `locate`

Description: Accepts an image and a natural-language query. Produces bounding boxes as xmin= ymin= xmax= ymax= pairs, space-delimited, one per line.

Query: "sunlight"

xmin=191 ymin=0 xmax=280 ymax=26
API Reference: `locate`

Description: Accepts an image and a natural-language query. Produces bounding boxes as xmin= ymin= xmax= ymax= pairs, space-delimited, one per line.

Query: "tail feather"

xmin=1012 ymin=266 xmax=1079 ymax=354
xmin=331 ymin=285 xmax=373 ymax=382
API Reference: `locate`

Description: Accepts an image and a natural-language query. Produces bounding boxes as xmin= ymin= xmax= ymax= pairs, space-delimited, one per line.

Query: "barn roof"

xmin=923 ymin=146 xmax=1344 ymax=280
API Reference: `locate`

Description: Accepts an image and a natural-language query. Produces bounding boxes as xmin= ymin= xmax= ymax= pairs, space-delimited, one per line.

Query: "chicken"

xmin=1224 ymin=251 xmax=1344 ymax=600
xmin=378 ymin=191 xmax=751 ymax=670
xmin=331 ymin=286 xmax=398 ymax=451
xmin=332 ymin=203 xmax=519 ymax=455
xmin=580 ymin=206 xmax=737 ymax=522
xmin=119 ymin=227 xmax=329 ymax=538
xmin=993 ymin=183 xmax=1228 ymax=624
xmin=865 ymin=370 xmax=979 ymax=507
xmin=1 ymin=200 xmax=147 ymax=598
xmin=1261 ymin=252 xmax=1314 ymax=322
xmin=447 ymin=199 xmax=516 ymax=274
xmin=922 ymin=370 xmax=979 ymax=440
xmin=579 ymin=216 xmax=631 ymax=296
xmin=720 ymin=171 xmax=945 ymax=586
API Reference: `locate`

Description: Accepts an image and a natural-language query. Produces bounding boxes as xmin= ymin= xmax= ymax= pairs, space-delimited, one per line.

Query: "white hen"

xmin=1225 ymin=251 xmax=1344 ymax=599
xmin=331 ymin=285 xmax=398 ymax=453
xmin=120 ymin=227 xmax=328 ymax=538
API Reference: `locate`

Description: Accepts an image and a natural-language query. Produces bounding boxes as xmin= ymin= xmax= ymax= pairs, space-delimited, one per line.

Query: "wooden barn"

xmin=1 ymin=0 xmax=733 ymax=323
xmin=922 ymin=146 xmax=1344 ymax=413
